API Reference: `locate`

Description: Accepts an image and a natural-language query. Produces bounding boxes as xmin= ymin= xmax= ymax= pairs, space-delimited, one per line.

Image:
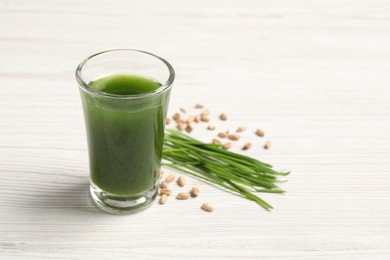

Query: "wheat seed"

xmin=165 ymin=174 xmax=175 ymax=183
xmin=200 ymin=115 xmax=209 ymax=122
xmin=177 ymin=176 xmax=186 ymax=187
xmin=255 ymin=129 xmax=265 ymax=137
xmin=223 ymin=143 xmax=232 ymax=150
xmin=219 ymin=113 xmax=227 ymax=121
xmin=186 ymin=116 xmax=195 ymax=124
xmin=177 ymin=122 xmax=184 ymax=131
xmin=173 ymin=113 xmax=181 ymax=121
xmin=185 ymin=124 xmax=193 ymax=133
xmin=218 ymin=132 xmax=227 ymax=138
xmin=212 ymin=139 xmax=221 ymax=144
xmin=190 ymin=187 xmax=199 ymax=197
xmin=264 ymin=141 xmax=272 ymax=149
xmin=201 ymin=203 xmax=214 ymax=212
xmin=176 ymin=192 xmax=190 ymax=200
xmin=160 ymin=188 xmax=171 ymax=196
xmin=159 ymin=194 xmax=168 ymax=204
xmin=242 ymin=143 xmax=252 ymax=150
xmin=228 ymin=134 xmax=240 ymax=141
xmin=236 ymin=126 xmax=246 ymax=132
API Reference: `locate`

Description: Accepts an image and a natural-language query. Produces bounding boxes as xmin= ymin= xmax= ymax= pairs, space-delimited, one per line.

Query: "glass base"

xmin=90 ymin=183 xmax=158 ymax=215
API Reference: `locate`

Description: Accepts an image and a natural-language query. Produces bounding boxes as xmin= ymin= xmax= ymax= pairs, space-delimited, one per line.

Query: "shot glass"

xmin=76 ymin=49 xmax=174 ymax=214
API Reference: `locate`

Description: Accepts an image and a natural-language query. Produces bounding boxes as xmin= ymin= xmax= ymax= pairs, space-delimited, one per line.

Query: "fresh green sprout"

xmin=162 ymin=129 xmax=289 ymax=210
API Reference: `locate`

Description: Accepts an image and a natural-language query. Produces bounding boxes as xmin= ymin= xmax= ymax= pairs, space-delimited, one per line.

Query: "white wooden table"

xmin=1 ymin=0 xmax=390 ymax=259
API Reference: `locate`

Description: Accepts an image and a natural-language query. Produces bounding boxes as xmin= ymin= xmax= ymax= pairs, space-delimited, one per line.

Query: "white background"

xmin=1 ymin=0 xmax=390 ymax=259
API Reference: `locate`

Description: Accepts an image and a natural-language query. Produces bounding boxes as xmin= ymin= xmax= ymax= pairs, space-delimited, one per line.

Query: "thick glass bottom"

xmin=90 ymin=182 xmax=158 ymax=215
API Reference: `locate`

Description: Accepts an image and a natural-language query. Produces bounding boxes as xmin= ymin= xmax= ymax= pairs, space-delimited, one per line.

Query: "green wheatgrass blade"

xmin=255 ymin=189 xmax=286 ymax=194
xmin=162 ymin=129 xmax=289 ymax=210
xmin=202 ymin=162 xmax=263 ymax=190
xmin=199 ymin=158 xmax=277 ymax=189
xmin=165 ymin=135 xmax=283 ymax=183
xmin=164 ymin=148 xmax=274 ymax=189
xmin=165 ymin=136 xmax=267 ymax=176
xmin=165 ymin=129 xmax=290 ymax=176
xmin=166 ymin=129 xmax=275 ymax=168
xmin=228 ymin=180 xmax=273 ymax=210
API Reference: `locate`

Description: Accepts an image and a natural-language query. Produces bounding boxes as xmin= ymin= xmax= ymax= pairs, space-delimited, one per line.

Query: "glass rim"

xmin=75 ymin=49 xmax=175 ymax=99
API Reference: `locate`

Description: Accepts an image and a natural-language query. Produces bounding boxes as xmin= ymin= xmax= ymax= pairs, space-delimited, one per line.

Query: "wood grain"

xmin=1 ymin=0 xmax=390 ymax=259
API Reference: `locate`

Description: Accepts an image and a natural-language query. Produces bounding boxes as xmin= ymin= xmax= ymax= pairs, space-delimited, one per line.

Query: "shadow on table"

xmin=14 ymin=177 xmax=105 ymax=216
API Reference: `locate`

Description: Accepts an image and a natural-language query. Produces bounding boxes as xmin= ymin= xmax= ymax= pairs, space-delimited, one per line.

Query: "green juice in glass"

xmin=80 ymin=74 xmax=168 ymax=197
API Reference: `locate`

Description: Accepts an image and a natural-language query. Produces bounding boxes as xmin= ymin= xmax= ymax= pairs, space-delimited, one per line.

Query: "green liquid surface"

xmin=90 ymin=74 xmax=161 ymax=95
xmin=80 ymin=74 xmax=169 ymax=196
